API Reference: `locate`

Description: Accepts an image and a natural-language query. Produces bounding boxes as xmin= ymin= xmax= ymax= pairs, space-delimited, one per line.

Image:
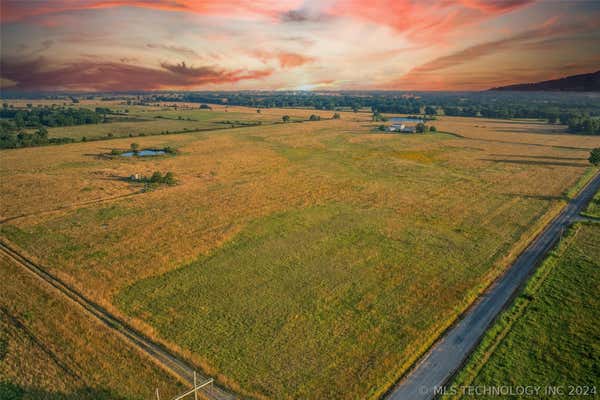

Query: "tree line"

xmin=1 ymin=104 xmax=109 ymax=128
xmin=147 ymin=91 xmax=599 ymax=133
xmin=567 ymin=116 xmax=600 ymax=135
xmin=0 ymin=104 xmax=116 ymax=149
xmin=0 ymin=122 xmax=75 ymax=149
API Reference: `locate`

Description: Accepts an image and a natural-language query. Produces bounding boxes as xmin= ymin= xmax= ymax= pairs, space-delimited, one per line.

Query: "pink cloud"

xmin=252 ymin=50 xmax=315 ymax=69
xmin=276 ymin=52 xmax=315 ymax=68
xmin=326 ymin=0 xmax=535 ymax=44
xmin=1 ymin=0 xmax=302 ymax=22
xmin=0 ymin=58 xmax=273 ymax=91
xmin=384 ymin=18 xmax=596 ymax=89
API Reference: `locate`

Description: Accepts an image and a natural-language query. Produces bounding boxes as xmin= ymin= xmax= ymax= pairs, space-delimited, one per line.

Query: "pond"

xmin=389 ymin=117 xmax=424 ymax=123
xmin=121 ymin=150 xmax=166 ymax=157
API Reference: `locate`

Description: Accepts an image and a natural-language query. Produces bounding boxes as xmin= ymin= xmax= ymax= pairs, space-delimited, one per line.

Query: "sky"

xmin=1 ymin=0 xmax=599 ymax=91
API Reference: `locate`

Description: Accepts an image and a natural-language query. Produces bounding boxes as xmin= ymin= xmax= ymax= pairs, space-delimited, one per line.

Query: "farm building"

xmin=386 ymin=123 xmax=416 ymax=133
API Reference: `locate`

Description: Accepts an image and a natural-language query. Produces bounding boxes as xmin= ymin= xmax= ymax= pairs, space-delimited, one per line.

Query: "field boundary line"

xmin=0 ymin=240 xmax=239 ymax=400
xmin=0 ymin=191 xmax=142 ymax=225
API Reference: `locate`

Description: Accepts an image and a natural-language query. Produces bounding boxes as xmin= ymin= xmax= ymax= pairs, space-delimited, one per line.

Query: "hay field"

xmin=7 ymin=99 xmax=357 ymax=140
xmin=1 ymin=112 xmax=599 ymax=399
xmin=444 ymin=222 xmax=600 ymax=399
xmin=0 ymin=252 xmax=183 ymax=399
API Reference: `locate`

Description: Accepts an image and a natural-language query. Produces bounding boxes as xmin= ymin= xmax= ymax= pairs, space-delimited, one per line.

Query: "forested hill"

xmin=489 ymin=71 xmax=600 ymax=92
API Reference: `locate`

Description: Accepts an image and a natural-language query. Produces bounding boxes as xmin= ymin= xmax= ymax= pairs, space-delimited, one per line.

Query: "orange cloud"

xmin=1 ymin=0 xmax=301 ymax=22
xmin=386 ymin=19 xmax=595 ymax=89
xmin=0 ymin=58 xmax=273 ymax=91
xmin=252 ymin=50 xmax=315 ymax=69
xmin=276 ymin=52 xmax=315 ymax=68
xmin=327 ymin=0 xmax=535 ymax=44
xmin=457 ymin=0 xmax=536 ymax=13
xmin=146 ymin=43 xmax=199 ymax=57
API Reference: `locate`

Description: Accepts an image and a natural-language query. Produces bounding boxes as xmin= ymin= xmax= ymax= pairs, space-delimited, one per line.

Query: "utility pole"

xmin=194 ymin=371 xmax=198 ymax=400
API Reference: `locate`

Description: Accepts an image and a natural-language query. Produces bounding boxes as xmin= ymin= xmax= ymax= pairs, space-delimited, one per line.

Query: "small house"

xmin=386 ymin=123 xmax=404 ymax=132
xmin=386 ymin=123 xmax=416 ymax=133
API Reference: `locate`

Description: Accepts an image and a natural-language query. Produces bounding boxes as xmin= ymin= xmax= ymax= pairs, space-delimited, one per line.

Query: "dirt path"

xmin=0 ymin=191 xmax=143 ymax=225
xmin=0 ymin=241 xmax=239 ymax=400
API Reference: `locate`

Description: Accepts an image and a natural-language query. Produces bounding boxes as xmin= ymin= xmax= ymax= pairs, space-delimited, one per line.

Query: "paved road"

xmin=386 ymin=171 xmax=600 ymax=400
xmin=0 ymin=241 xmax=238 ymax=400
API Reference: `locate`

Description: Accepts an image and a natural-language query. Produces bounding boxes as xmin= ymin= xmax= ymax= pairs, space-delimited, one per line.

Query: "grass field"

xmin=583 ymin=189 xmax=600 ymax=218
xmin=8 ymin=98 xmax=356 ymax=140
xmin=444 ymin=222 xmax=600 ymax=399
xmin=1 ymin=107 xmax=599 ymax=399
xmin=0 ymin=252 xmax=184 ymax=399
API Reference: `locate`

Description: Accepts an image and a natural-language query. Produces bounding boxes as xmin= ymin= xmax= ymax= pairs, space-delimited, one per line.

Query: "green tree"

xmin=164 ymin=172 xmax=176 ymax=185
xmin=309 ymin=114 xmax=321 ymax=121
xmin=32 ymin=126 xmax=49 ymax=145
xmin=425 ymin=106 xmax=437 ymax=115
xmin=333 ymin=113 xmax=341 ymax=119
xmin=589 ymin=148 xmax=600 ymax=166
xmin=150 ymin=171 xmax=163 ymax=183
xmin=429 ymin=125 xmax=437 ymax=132
xmin=282 ymin=115 xmax=290 ymax=123
xmin=130 ymin=143 xmax=140 ymax=152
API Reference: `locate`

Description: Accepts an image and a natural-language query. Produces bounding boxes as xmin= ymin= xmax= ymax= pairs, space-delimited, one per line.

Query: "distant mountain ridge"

xmin=489 ymin=71 xmax=600 ymax=92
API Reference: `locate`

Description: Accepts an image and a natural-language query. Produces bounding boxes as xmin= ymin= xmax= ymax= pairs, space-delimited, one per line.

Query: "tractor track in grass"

xmin=0 ymin=191 xmax=142 ymax=225
xmin=0 ymin=240 xmax=239 ymax=400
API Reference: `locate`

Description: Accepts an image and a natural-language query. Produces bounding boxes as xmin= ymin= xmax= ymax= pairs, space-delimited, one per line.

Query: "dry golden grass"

xmin=0 ymin=252 xmax=184 ymax=399
xmin=7 ymin=99 xmax=362 ymax=140
xmin=1 ymin=112 xmax=599 ymax=399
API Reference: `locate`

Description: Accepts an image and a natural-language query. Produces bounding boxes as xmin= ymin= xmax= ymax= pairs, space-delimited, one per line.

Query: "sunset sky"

xmin=1 ymin=0 xmax=599 ymax=91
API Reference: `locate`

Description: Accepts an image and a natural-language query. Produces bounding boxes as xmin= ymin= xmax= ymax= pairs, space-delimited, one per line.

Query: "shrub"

xmin=589 ymin=148 xmax=600 ymax=166
xmin=163 ymin=172 xmax=176 ymax=185
xmin=150 ymin=171 xmax=163 ymax=183
xmin=144 ymin=171 xmax=177 ymax=186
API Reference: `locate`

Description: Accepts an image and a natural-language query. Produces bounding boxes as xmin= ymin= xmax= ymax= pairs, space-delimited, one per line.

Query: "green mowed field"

xmin=446 ymin=222 xmax=600 ymax=400
xmin=1 ymin=114 xmax=599 ymax=399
